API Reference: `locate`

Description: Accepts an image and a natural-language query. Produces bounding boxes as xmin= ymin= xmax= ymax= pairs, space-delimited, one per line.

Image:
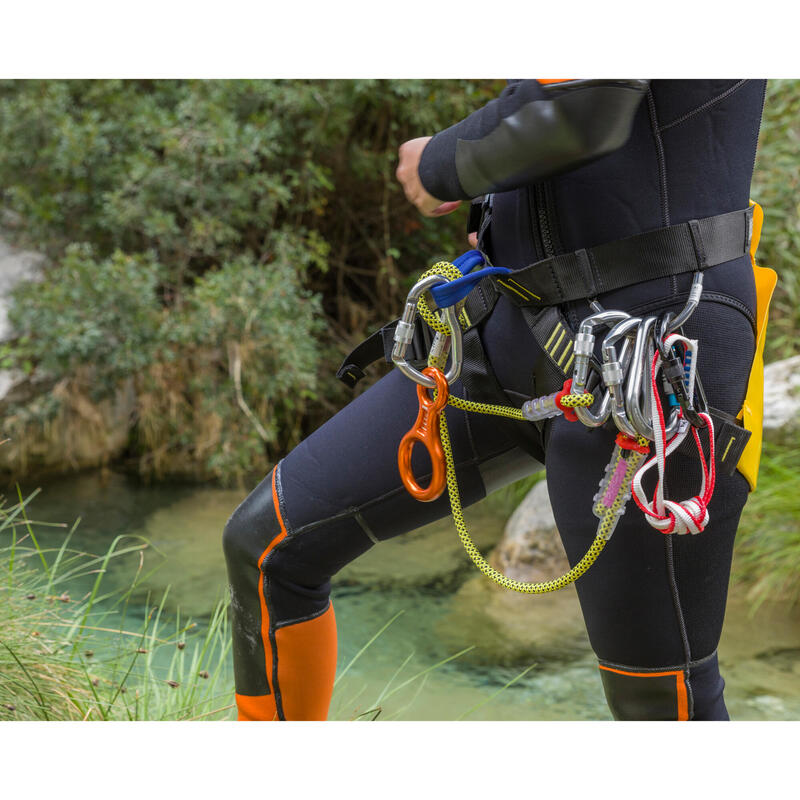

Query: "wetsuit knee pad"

xmin=222 ymin=467 xmax=331 ymax=626
xmin=598 ymin=652 xmax=727 ymax=721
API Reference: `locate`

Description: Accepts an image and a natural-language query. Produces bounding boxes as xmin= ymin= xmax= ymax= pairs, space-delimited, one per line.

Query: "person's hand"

xmin=396 ymin=137 xmax=461 ymax=217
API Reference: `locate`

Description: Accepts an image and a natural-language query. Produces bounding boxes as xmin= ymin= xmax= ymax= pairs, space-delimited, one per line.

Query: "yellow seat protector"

xmin=736 ymin=201 xmax=778 ymax=490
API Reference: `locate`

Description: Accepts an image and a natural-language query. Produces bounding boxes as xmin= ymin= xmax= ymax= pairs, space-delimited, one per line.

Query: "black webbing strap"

xmin=336 ymin=276 xmax=500 ymax=387
xmin=336 ymin=318 xmax=432 ymax=389
xmin=492 ymin=207 xmax=753 ymax=308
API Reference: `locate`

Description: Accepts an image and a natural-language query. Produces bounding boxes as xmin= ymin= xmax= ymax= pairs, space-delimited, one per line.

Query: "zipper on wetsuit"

xmin=532 ymin=182 xmax=557 ymax=259
xmin=536 ymin=184 xmax=555 ymax=257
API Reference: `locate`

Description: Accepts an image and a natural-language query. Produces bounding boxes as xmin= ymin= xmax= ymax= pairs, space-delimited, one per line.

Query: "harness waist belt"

xmin=491 ymin=207 xmax=753 ymax=307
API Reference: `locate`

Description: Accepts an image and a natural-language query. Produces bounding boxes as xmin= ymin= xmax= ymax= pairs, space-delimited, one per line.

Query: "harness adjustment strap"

xmin=493 ymin=207 xmax=753 ymax=308
xmin=709 ymin=406 xmax=752 ymax=477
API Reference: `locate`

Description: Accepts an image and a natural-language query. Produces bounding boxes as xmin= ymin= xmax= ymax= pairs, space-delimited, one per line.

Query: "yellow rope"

xmin=412 ymin=261 xmax=644 ymax=594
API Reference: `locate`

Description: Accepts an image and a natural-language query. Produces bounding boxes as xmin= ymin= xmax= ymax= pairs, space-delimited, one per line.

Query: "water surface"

xmin=19 ymin=470 xmax=800 ymax=721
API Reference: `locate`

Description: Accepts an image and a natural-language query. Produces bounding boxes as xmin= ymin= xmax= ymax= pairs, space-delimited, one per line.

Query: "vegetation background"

xmin=0 ymin=79 xmax=797 ymax=720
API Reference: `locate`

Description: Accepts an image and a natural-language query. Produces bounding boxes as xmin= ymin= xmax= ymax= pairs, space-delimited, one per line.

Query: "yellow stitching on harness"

xmin=544 ymin=322 xmax=562 ymax=350
xmin=496 ymin=279 xmax=531 ymax=301
xmin=721 ymin=435 xmax=736 ymax=463
xmin=507 ymin=277 xmax=540 ymax=300
xmin=556 ymin=339 xmax=573 ymax=368
xmin=549 ymin=329 xmax=566 ymax=356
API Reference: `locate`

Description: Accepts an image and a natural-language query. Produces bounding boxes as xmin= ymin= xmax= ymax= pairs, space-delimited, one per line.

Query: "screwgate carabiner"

xmin=397 ymin=366 xmax=449 ymax=502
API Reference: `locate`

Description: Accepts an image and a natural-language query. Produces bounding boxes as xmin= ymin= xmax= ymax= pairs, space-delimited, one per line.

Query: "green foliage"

xmin=9 ymin=244 xmax=164 ymax=394
xmin=733 ymin=436 xmax=800 ymax=608
xmin=751 ymin=79 xmax=800 ymax=361
xmin=0 ymin=79 xmax=496 ymax=481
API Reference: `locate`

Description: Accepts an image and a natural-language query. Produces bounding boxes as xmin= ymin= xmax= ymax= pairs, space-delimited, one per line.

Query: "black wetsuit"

xmin=223 ymin=79 xmax=767 ymax=720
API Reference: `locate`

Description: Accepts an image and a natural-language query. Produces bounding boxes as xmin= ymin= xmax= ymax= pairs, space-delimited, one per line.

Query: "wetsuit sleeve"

xmin=418 ymin=79 xmax=650 ymax=201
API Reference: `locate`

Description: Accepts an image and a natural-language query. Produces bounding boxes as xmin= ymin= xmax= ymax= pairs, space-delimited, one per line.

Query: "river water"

xmin=19 ymin=469 xmax=800 ymax=721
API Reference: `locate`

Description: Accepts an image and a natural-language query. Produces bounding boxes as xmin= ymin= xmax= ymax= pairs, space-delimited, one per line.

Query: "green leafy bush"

xmin=0 ymin=79 xmax=497 ymax=481
xmin=751 ymin=79 xmax=800 ymax=362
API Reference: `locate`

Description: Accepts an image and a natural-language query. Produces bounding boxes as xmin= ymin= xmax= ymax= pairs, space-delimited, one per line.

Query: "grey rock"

xmin=435 ymin=479 xmax=589 ymax=666
xmin=0 ymin=235 xmax=46 ymax=343
xmin=492 ymin=479 xmax=571 ymax=583
xmin=0 ymin=234 xmax=46 ymax=404
xmin=763 ymin=355 xmax=800 ymax=440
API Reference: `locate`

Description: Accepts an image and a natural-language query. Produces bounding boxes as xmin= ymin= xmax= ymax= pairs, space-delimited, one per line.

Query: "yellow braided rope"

xmin=412 ymin=261 xmax=642 ymax=594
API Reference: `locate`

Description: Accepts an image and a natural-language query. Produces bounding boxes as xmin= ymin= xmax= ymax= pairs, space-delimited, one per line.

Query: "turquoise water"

xmin=18 ymin=469 xmax=800 ymax=721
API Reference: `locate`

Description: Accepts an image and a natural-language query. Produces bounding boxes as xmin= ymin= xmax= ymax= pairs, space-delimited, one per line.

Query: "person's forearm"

xmin=418 ymin=79 xmax=650 ymax=201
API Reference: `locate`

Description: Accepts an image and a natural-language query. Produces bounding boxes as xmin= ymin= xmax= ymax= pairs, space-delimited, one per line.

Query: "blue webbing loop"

xmin=452 ymin=249 xmax=486 ymax=275
xmin=430 ymin=266 xmax=510 ymax=308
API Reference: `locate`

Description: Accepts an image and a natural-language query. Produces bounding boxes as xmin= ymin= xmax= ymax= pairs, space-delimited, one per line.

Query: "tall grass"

xmin=0 ymin=490 xmax=235 ymax=721
xmin=2 ymin=489 xmax=526 ymax=721
xmin=733 ymin=437 xmax=800 ymax=609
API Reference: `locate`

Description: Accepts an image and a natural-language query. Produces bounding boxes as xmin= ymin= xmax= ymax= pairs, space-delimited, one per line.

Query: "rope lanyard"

xmin=401 ymin=262 xmax=648 ymax=594
xmin=395 ymin=259 xmax=715 ymax=594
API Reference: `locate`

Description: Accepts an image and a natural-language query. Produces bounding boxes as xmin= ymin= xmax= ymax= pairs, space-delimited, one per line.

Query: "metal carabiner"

xmin=602 ymin=316 xmax=643 ymax=438
xmin=392 ymin=274 xmax=463 ymax=390
xmin=667 ymin=272 xmax=704 ymax=333
xmin=397 ymin=366 xmax=449 ymax=502
xmin=572 ymin=309 xmax=631 ymax=428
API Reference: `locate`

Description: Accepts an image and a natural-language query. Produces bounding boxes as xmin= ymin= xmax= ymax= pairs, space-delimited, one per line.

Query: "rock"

xmin=0 ymin=235 xmax=45 ymax=343
xmin=763 ymin=355 xmax=800 ymax=441
xmin=435 ymin=479 xmax=589 ymax=665
xmin=0 ymin=235 xmax=46 ymax=404
xmin=491 ymin=479 xmax=571 ymax=583
xmin=0 ymin=234 xmax=138 ymax=477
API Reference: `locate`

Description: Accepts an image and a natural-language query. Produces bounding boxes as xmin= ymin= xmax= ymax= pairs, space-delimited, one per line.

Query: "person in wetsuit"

xmin=222 ymin=79 xmax=767 ymax=721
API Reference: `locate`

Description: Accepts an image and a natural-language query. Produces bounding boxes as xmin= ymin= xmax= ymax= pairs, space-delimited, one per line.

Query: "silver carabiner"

xmin=602 ymin=316 xmax=643 ymax=438
xmin=391 ymin=274 xmax=463 ymax=389
xmin=667 ymin=272 xmax=704 ymax=333
xmin=624 ymin=316 xmax=682 ymax=440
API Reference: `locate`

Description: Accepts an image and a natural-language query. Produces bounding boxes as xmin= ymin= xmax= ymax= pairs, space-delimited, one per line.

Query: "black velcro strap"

xmin=710 ymin=406 xmax=752 ymax=476
xmin=336 ymin=317 xmax=434 ymax=388
xmin=493 ymin=207 xmax=753 ymax=307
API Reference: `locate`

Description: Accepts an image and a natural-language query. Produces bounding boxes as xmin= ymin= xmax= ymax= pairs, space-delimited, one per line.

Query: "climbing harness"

xmin=337 ymin=204 xmax=776 ymax=594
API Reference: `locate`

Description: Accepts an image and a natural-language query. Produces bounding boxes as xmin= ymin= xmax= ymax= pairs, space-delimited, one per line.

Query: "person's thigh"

xmin=274 ymin=337 xmax=543 ymax=585
xmin=545 ymin=260 xmax=755 ymax=670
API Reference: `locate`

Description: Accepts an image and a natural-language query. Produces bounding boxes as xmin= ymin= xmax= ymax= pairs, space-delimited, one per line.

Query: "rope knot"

xmin=646 ymin=497 xmax=709 ymax=535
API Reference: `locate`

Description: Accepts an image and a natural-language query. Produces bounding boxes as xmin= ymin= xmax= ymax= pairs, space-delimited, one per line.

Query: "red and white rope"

xmin=631 ymin=334 xmax=716 ymax=535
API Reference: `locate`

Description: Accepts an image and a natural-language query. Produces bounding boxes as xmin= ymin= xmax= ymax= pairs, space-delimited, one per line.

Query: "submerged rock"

xmin=436 ymin=480 xmax=589 ymax=666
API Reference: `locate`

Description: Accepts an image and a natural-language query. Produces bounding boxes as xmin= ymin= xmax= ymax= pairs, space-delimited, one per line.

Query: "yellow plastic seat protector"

xmin=736 ymin=201 xmax=778 ymax=490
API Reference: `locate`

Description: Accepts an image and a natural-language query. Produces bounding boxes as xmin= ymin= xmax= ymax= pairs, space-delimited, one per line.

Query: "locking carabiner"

xmin=397 ymin=366 xmax=450 ymax=502
xmin=391 ymin=275 xmax=463 ymax=389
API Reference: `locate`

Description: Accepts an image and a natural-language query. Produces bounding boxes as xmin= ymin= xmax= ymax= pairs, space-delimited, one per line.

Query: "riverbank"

xmin=2 ymin=469 xmax=798 ymax=721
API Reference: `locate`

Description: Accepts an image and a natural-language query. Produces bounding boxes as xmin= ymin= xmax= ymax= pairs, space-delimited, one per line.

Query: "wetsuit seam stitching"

xmin=664 ymin=535 xmax=694 ymax=718
xmin=597 ymin=648 xmax=718 ymax=673
xmin=263 ymin=573 xmax=284 ymax=720
xmin=658 ymin=80 xmax=747 ymax=132
xmin=625 ymin=292 xmax=756 ymax=335
xmin=646 ymin=88 xmax=671 ymax=227
xmin=279 ymin=449 xmax=514 ymax=539
xmin=273 ymin=600 xmax=331 ymax=630
xmin=354 ymin=510 xmax=380 ymax=545
xmin=274 ymin=461 xmax=294 ymax=535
